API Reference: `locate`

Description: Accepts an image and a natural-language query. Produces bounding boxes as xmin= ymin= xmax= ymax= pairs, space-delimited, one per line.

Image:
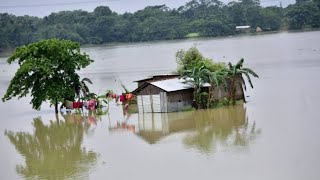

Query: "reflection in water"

xmin=183 ymin=105 xmax=261 ymax=153
xmin=137 ymin=104 xmax=261 ymax=153
xmin=5 ymin=114 xmax=97 ymax=180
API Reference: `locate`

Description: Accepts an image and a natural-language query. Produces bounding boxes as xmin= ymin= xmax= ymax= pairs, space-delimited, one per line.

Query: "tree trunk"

xmin=207 ymin=88 xmax=211 ymax=109
xmin=207 ymin=87 xmax=214 ymax=109
xmin=55 ymin=99 xmax=59 ymax=114
xmin=194 ymin=87 xmax=201 ymax=109
xmin=228 ymin=79 xmax=234 ymax=105
xmin=232 ymin=86 xmax=236 ymax=105
xmin=230 ymin=77 xmax=236 ymax=105
xmin=55 ymin=112 xmax=60 ymax=125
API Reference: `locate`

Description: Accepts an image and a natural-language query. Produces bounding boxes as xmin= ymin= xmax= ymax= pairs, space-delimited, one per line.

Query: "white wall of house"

xmin=137 ymin=93 xmax=167 ymax=113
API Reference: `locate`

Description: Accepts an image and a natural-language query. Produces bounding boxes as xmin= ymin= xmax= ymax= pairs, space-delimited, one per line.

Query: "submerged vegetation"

xmin=1 ymin=0 xmax=320 ymax=52
xmin=176 ymin=47 xmax=258 ymax=109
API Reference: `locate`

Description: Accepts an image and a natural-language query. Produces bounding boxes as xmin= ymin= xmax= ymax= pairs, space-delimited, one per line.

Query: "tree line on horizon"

xmin=0 ymin=0 xmax=320 ymax=52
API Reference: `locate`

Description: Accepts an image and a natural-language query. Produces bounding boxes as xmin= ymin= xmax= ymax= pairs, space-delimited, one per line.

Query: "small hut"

xmin=132 ymin=75 xmax=245 ymax=113
xmin=133 ymin=75 xmax=210 ymax=113
xmin=132 ymin=77 xmax=209 ymax=113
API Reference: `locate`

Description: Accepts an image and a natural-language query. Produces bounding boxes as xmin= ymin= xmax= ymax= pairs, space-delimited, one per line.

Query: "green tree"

xmin=260 ymin=6 xmax=283 ymax=30
xmin=286 ymin=1 xmax=319 ymax=29
xmin=2 ymin=39 xmax=93 ymax=113
xmin=227 ymin=58 xmax=259 ymax=105
xmin=176 ymin=46 xmax=208 ymax=74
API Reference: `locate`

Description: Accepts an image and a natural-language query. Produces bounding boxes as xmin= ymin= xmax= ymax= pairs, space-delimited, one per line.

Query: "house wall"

xmin=137 ymin=94 xmax=163 ymax=113
xmin=166 ymin=89 xmax=194 ymax=112
xmin=136 ymin=84 xmax=194 ymax=113
xmin=136 ymin=84 xmax=165 ymax=113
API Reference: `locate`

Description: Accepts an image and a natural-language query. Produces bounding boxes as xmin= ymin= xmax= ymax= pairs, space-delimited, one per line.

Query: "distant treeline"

xmin=1 ymin=0 xmax=320 ymax=52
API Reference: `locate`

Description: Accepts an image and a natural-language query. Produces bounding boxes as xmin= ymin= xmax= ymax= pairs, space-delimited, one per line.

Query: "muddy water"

xmin=0 ymin=31 xmax=320 ymax=180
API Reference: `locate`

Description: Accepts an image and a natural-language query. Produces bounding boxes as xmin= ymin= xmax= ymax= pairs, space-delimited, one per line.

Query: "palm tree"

xmin=203 ymin=68 xmax=229 ymax=108
xmin=227 ymin=58 xmax=259 ymax=105
xmin=180 ymin=63 xmax=208 ymax=109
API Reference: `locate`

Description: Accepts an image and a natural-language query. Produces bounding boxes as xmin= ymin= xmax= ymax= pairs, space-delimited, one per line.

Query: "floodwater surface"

xmin=0 ymin=31 xmax=320 ymax=180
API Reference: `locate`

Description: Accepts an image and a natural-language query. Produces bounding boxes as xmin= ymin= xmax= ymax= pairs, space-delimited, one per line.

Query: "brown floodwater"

xmin=0 ymin=31 xmax=320 ymax=180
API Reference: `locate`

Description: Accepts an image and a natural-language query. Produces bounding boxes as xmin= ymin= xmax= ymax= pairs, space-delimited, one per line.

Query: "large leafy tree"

xmin=2 ymin=38 xmax=93 ymax=113
xmin=286 ymin=1 xmax=320 ymax=29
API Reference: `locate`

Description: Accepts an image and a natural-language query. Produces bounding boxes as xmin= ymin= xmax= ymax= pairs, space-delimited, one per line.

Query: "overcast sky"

xmin=0 ymin=0 xmax=294 ymax=17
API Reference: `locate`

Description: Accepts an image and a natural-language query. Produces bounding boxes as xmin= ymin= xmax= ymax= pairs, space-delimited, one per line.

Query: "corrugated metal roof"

xmin=150 ymin=78 xmax=210 ymax=92
xmin=133 ymin=74 xmax=179 ymax=82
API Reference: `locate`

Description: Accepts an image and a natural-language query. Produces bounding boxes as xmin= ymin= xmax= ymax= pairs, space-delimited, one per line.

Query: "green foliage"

xmin=260 ymin=7 xmax=283 ymax=30
xmin=180 ymin=62 xmax=208 ymax=108
xmin=1 ymin=0 xmax=318 ymax=52
xmin=178 ymin=47 xmax=229 ymax=109
xmin=2 ymin=39 xmax=93 ymax=112
xmin=176 ymin=47 xmax=205 ymax=74
xmin=177 ymin=47 xmax=258 ymax=109
xmin=176 ymin=46 xmax=226 ymax=74
xmin=286 ymin=1 xmax=320 ymax=29
xmin=227 ymin=58 xmax=259 ymax=105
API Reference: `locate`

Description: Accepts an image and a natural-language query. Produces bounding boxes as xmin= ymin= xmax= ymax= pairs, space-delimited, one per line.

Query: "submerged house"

xmin=132 ymin=75 xmax=245 ymax=113
xmin=133 ymin=77 xmax=208 ymax=113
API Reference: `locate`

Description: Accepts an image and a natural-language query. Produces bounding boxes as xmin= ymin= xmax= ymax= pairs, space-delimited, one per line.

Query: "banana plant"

xmin=180 ymin=62 xmax=208 ymax=109
xmin=227 ymin=58 xmax=259 ymax=105
xmin=203 ymin=68 xmax=229 ymax=108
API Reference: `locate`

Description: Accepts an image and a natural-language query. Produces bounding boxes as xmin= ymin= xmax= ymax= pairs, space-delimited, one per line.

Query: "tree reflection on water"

xmin=183 ymin=105 xmax=261 ymax=153
xmin=5 ymin=114 xmax=98 ymax=180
